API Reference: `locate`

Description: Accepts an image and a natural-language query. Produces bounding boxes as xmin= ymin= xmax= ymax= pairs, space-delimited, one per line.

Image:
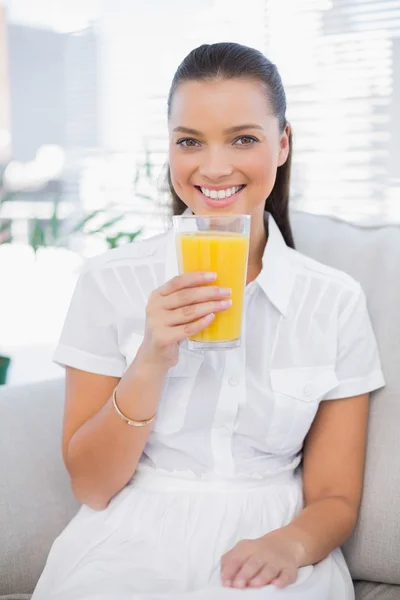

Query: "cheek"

xmin=169 ymin=147 xmax=195 ymax=186
xmin=242 ymin=150 xmax=275 ymax=187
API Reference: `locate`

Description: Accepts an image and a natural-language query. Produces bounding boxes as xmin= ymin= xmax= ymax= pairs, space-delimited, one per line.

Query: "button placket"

xmin=210 ymin=348 xmax=244 ymax=476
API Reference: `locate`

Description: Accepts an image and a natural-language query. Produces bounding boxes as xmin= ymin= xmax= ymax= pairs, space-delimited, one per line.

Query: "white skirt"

xmin=32 ymin=466 xmax=354 ymax=600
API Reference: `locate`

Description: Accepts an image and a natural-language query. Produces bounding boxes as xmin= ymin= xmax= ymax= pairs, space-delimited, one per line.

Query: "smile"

xmin=196 ymin=185 xmax=246 ymax=200
xmin=194 ymin=184 xmax=246 ymax=209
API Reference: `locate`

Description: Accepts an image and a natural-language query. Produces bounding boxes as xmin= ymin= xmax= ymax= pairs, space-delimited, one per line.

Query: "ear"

xmin=277 ymin=123 xmax=291 ymax=167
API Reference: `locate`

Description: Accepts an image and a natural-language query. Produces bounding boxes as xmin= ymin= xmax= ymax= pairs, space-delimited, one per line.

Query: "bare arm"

xmin=63 ymin=271 xmax=230 ymax=510
xmin=63 ymin=357 xmax=167 ymax=511
xmin=279 ymin=392 xmax=370 ymax=565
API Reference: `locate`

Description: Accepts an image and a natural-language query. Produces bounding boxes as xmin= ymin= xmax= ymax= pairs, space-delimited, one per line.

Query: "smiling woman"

xmin=32 ymin=42 xmax=384 ymax=600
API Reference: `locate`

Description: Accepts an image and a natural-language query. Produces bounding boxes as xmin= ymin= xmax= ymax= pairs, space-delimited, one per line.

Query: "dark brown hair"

xmin=166 ymin=42 xmax=295 ymax=248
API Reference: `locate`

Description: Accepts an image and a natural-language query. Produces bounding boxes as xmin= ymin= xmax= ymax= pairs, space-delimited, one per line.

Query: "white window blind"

xmin=265 ymin=0 xmax=400 ymax=224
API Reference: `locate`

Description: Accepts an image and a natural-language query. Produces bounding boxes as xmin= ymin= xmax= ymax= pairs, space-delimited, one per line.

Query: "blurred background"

xmin=0 ymin=0 xmax=399 ymax=386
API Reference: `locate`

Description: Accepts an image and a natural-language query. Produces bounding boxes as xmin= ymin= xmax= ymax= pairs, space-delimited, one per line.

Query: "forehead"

xmin=169 ymin=78 xmax=274 ymax=129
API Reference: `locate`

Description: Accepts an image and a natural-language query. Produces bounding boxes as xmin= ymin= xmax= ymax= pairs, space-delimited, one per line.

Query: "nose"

xmin=198 ymin=148 xmax=234 ymax=180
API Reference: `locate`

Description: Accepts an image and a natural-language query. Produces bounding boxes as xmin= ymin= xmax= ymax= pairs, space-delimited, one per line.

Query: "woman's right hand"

xmin=138 ymin=272 xmax=232 ymax=370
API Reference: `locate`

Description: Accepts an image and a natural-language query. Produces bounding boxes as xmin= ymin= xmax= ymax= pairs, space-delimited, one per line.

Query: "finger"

xmin=221 ymin=541 xmax=253 ymax=587
xmin=168 ymin=299 xmax=232 ymax=326
xmin=169 ymin=313 xmax=216 ymax=345
xmin=164 ymin=285 xmax=231 ymax=310
xmin=159 ymin=272 xmax=216 ymax=297
xmin=231 ymin=556 xmax=265 ymax=589
xmin=247 ymin=564 xmax=281 ymax=588
xmin=271 ymin=567 xmax=298 ymax=589
xmin=220 ymin=555 xmax=246 ymax=588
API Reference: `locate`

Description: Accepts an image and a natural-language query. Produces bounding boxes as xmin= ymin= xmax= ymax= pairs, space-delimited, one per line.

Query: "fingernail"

xmin=219 ymin=287 xmax=232 ymax=297
xmin=235 ymin=579 xmax=246 ymax=588
xmin=205 ymin=313 xmax=215 ymax=323
xmin=220 ymin=299 xmax=232 ymax=308
xmin=223 ymin=580 xmax=231 ymax=587
xmin=204 ymin=272 xmax=217 ymax=281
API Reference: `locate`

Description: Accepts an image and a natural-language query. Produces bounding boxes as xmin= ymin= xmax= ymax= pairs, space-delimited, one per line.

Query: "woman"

xmin=32 ymin=43 xmax=385 ymax=599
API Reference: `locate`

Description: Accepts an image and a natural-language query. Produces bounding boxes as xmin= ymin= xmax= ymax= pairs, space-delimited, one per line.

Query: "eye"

xmin=177 ymin=138 xmax=200 ymax=148
xmin=234 ymin=136 xmax=258 ymax=146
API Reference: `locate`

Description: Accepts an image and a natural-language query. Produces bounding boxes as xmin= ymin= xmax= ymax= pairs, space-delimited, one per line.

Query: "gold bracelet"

xmin=112 ymin=388 xmax=156 ymax=427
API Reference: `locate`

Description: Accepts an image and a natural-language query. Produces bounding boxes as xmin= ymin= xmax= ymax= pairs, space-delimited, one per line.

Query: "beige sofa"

xmin=0 ymin=211 xmax=399 ymax=599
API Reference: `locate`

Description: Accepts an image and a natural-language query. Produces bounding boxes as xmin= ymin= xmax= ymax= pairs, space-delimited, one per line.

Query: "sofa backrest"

xmin=0 ymin=378 xmax=79 ymax=595
xmin=291 ymin=211 xmax=400 ymax=584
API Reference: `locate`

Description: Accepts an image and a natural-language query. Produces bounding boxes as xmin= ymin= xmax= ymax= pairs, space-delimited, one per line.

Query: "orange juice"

xmin=177 ymin=232 xmax=249 ymax=343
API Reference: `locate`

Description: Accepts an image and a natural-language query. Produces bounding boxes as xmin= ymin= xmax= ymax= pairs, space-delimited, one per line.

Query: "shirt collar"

xmin=164 ymin=211 xmax=295 ymax=317
xmin=257 ymin=212 xmax=295 ymax=316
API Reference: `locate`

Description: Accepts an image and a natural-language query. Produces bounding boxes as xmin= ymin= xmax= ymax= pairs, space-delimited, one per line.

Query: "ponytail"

xmin=265 ymin=129 xmax=295 ymax=248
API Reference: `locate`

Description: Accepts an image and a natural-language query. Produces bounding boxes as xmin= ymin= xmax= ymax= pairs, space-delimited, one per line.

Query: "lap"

xmin=32 ymin=475 xmax=353 ymax=600
xmin=33 ymin=551 xmax=353 ymax=600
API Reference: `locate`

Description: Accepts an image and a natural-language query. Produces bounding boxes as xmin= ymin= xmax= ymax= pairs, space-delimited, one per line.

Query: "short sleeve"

xmin=52 ymin=263 xmax=126 ymax=377
xmin=324 ymin=285 xmax=385 ymax=400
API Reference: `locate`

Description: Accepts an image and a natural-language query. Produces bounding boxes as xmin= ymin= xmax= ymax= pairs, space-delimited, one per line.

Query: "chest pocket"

xmin=152 ymin=347 xmax=204 ymax=435
xmin=268 ymin=366 xmax=339 ymax=452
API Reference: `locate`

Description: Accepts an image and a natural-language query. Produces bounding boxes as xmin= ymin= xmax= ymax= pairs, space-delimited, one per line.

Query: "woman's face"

xmin=168 ymin=78 xmax=290 ymax=219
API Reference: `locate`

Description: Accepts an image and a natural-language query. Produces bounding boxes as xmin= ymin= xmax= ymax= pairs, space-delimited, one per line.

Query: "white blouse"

xmin=53 ymin=214 xmax=385 ymax=480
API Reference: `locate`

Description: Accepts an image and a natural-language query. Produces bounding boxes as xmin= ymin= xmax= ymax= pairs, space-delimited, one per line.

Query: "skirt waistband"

xmin=130 ymin=465 xmax=299 ymax=493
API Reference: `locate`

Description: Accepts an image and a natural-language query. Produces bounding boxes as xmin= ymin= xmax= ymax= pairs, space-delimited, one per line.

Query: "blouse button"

xmin=228 ymin=377 xmax=239 ymax=387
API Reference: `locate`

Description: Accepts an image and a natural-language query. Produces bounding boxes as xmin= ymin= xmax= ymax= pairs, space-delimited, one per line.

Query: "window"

xmin=264 ymin=0 xmax=400 ymax=224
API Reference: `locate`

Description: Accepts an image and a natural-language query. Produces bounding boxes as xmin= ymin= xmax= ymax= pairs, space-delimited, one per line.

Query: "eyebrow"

xmin=172 ymin=124 xmax=263 ymax=135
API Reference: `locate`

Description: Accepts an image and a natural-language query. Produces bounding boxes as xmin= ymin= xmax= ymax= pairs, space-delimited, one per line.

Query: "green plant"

xmin=0 ymin=149 xmax=159 ymax=255
xmin=0 ymin=175 xmax=16 ymax=244
xmin=27 ymin=199 xmax=144 ymax=256
xmin=28 ymin=197 xmax=141 ymax=256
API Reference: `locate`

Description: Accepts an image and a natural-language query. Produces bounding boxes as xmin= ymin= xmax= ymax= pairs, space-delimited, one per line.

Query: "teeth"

xmin=200 ymin=185 xmax=242 ymax=200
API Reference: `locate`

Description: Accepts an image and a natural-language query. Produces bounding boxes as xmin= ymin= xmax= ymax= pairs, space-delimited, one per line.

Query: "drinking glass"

xmin=173 ymin=214 xmax=250 ymax=350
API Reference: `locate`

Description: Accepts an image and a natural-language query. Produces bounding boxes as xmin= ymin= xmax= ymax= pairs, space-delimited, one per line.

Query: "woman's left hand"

xmin=220 ymin=529 xmax=305 ymax=590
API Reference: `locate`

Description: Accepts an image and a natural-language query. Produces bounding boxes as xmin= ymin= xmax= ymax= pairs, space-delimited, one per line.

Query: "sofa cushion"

xmin=355 ymin=581 xmax=400 ymax=600
xmin=0 ymin=595 xmax=32 ymax=600
xmin=291 ymin=211 xmax=400 ymax=585
xmin=0 ymin=378 xmax=79 ymax=595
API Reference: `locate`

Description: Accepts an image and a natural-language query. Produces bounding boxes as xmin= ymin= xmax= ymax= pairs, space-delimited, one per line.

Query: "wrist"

xmin=115 ymin=356 xmax=167 ymax=422
xmin=134 ymin=342 xmax=175 ymax=376
xmin=128 ymin=346 xmax=170 ymax=379
xmin=281 ymin=525 xmax=308 ymax=567
xmin=133 ymin=354 xmax=171 ymax=379
xmin=262 ymin=526 xmax=307 ymax=568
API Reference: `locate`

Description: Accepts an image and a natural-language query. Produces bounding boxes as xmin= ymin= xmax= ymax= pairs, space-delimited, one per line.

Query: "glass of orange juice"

xmin=173 ymin=214 xmax=250 ymax=350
